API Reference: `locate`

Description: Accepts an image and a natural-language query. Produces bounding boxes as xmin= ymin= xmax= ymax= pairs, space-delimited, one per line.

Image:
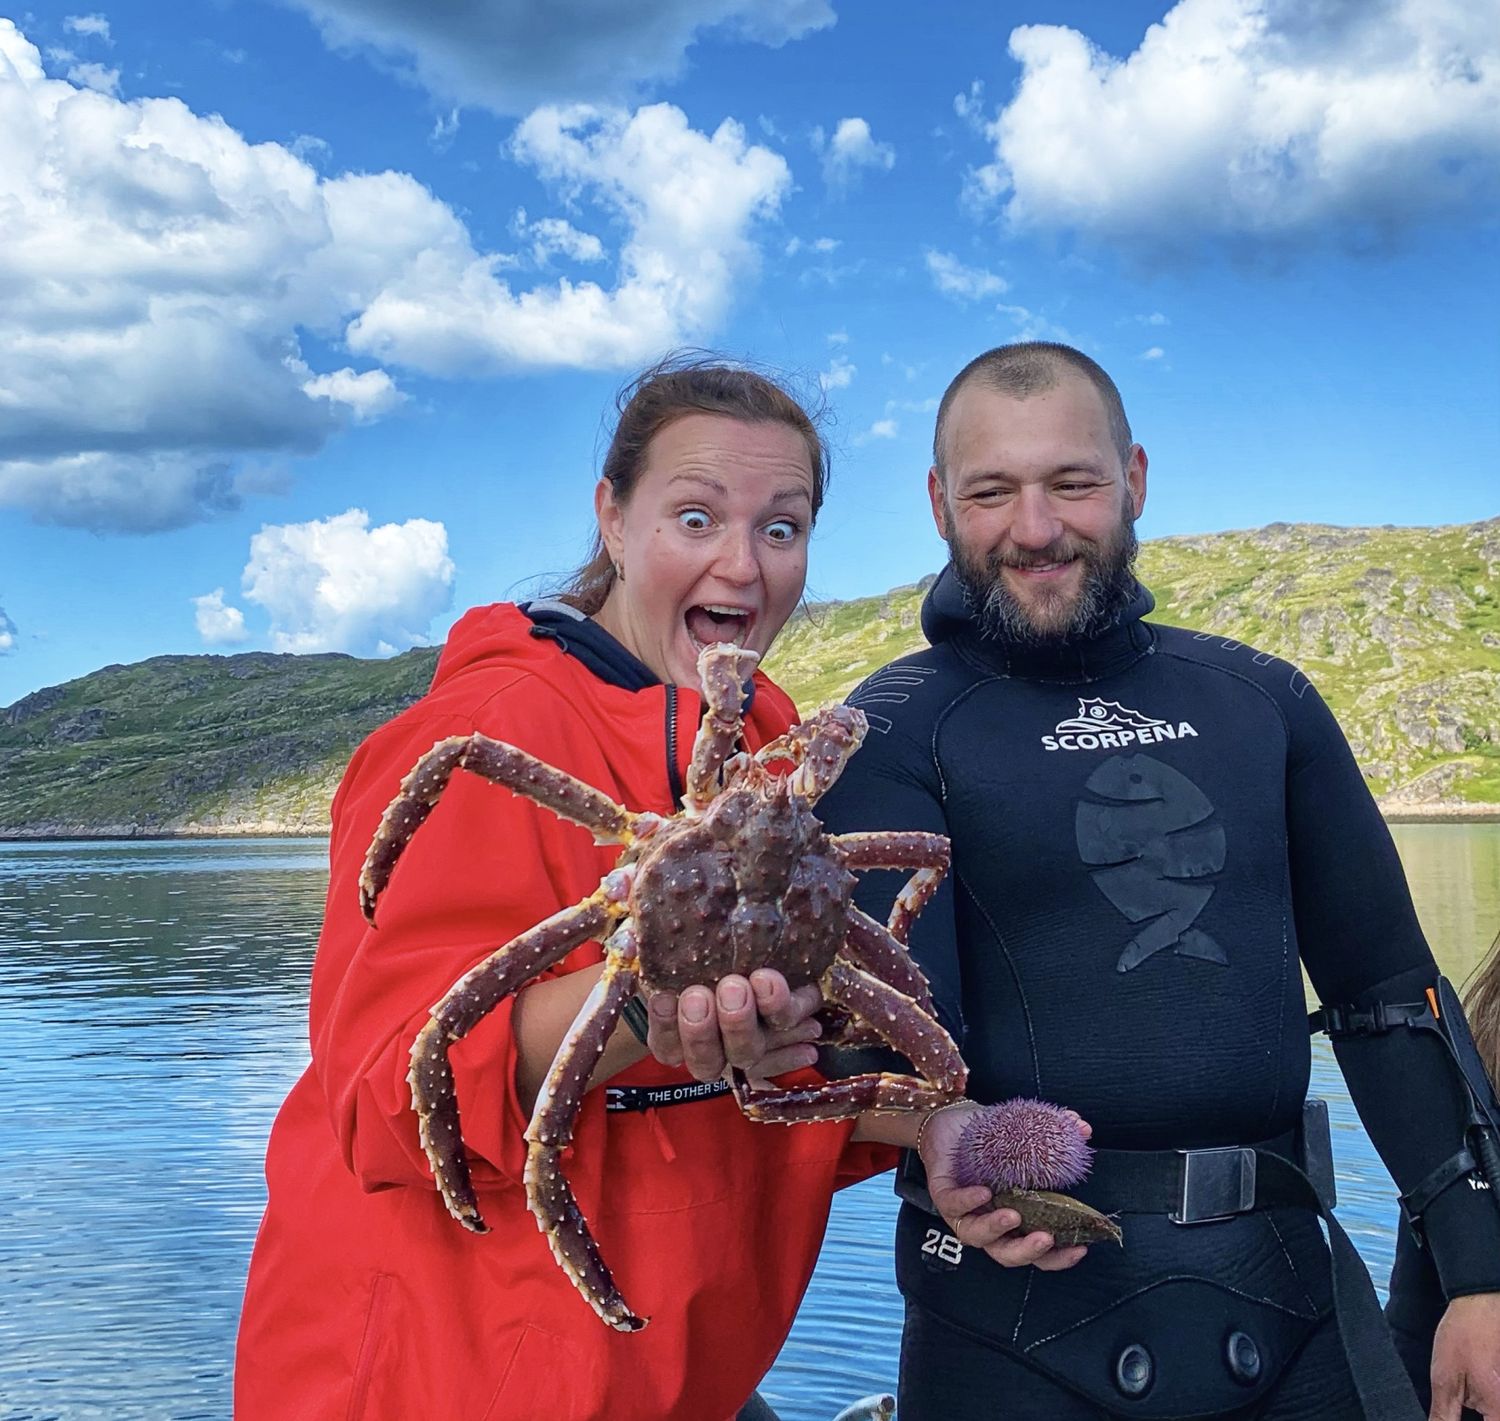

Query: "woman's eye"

xmin=677 ymin=508 xmax=712 ymax=531
xmin=764 ymin=518 xmax=800 ymax=542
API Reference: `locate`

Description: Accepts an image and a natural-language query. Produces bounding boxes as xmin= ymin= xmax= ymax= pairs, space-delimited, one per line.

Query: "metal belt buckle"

xmin=1171 ymin=1147 xmax=1257 ymax=1225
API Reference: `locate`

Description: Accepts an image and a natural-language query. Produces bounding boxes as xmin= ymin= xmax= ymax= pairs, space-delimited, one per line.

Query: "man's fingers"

xmin=715 ymin=975 xmax=767 ymax=1071
xmin=983 ymin=1230 xmax=1066 ymax=1268
xmin=677 ymin=986 xmax=728 ymax=1082
xmin=749 ymin=970 xmax=796 ymax=1031
xmin=1033 ymin=1244 xmax=1089 ymax=1272
xmin=744 ymin=1044 xmax=820 ymax=1087
xmin=644 ymin=991 xmax=683 ymax=1065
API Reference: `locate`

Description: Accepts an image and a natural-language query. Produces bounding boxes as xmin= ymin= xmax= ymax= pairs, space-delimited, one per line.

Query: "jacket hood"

xmin=429 ymin=600 xmax=773 ymax=716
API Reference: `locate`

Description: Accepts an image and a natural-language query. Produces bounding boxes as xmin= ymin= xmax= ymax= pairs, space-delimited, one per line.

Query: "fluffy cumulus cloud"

xmin=816 ymin=116 xmax=895 ymax=190
xmin=925 ymin=249 xmax=1008 ymax=301
xmin=969 ymin=0 xmax=1500 ymax=246
xmin=0 ymin=604 xmax=16 ymax=654
xmin=0 ymin=21 xmax=787 ymax=532
xmin=242 ymin=509 xmax=455 ymax=655
xmin=287 ymin=0 xmax=835 ymax=114
xmin=346 ymin=103 xmax=790 ymax=375
xmin=192 ymin=588 xmax=249 ymax=646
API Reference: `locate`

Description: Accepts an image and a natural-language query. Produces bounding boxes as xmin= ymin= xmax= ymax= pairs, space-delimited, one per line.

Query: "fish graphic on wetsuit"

xmin=1075 ymin=753 xmax=1228 ymax=973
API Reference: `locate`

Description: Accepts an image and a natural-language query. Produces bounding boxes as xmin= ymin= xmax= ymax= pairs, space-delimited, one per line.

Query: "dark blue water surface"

xmin=0 ymin=829 xmax=1496 ymax=1421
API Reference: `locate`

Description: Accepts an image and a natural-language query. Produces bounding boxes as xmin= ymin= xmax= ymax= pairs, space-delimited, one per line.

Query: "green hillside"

xmin=1 ymin=520 xmax=1496 ymax=835
xmin=768 ymin=519 xmax=1500 ymax=807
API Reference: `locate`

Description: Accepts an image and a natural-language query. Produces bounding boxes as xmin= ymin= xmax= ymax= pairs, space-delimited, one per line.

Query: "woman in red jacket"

xmin=234 ymin=357 xmax=917 ymax=1421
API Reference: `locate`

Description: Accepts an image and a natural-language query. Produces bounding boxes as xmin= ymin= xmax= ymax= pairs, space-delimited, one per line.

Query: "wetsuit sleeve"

xmin=307 ymin=682 xmax=621 ymax=1196
xmin=1286 ymin=682 xmax=1500 ymax=1298
xmin=816 ymin=706 xmax=963 ymax=1041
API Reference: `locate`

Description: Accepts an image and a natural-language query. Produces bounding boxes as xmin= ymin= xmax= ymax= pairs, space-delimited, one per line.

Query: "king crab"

xmin=360 ymin=643 xmax=966 ymax=1330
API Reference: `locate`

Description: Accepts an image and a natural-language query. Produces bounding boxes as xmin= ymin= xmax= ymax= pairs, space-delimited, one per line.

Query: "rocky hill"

xmin=1 ymin=520 xmax=1496 ymax=835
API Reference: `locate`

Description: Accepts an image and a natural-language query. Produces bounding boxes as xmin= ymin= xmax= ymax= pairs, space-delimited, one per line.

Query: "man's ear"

xmin=927 ymin=466 xmax=949 ymax=540
xmin=595 ymin=478 xmax=624 ymax=563
xmin=1125 ymin=445 xmax=1148 ymax=520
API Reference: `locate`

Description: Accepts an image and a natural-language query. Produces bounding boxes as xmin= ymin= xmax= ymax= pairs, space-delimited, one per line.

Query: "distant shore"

xmin=3 ymin=804 xmax=1499 ymax=840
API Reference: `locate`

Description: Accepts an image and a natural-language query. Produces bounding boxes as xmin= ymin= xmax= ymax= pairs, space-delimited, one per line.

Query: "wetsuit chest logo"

xmin=1075 ymin=753 xmax=1228 ymax=973
xmin=1042 ymin=696 xmax=1199 ymax=753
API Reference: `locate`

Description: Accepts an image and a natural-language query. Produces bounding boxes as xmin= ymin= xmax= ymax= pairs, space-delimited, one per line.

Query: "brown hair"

xmin=1464 ymin=929 xmax=1500 ymax=1078
xmin=933 ymin=341 xmax=1134 ymax=474
xmin=557 ymin=352 xmax=830 ymax=616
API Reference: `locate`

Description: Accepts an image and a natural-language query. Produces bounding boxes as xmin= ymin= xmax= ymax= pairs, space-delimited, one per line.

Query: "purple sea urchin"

xmin=952 ymin=1098 xmax=1093 ymax=1193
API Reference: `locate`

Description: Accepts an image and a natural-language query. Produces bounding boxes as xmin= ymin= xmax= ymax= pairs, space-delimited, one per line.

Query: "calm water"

xmin=0 ymin=826 xmax=1496 ymax=1421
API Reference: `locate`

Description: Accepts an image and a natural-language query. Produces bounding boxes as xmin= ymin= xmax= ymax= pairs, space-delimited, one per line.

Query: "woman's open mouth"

xmin=685 ymin=604 xmax=753 ymax=649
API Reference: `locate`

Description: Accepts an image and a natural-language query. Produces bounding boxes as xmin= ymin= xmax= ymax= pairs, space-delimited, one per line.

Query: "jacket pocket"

xmin=345 ymin=1271 xmax=394 ymax=1421
xmin=482 ymin=1325 xmax=581 ymax=1420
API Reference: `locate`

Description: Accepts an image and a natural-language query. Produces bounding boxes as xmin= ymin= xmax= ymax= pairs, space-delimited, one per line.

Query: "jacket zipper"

xmin=664 ymin=685 xmax=685 ymax=808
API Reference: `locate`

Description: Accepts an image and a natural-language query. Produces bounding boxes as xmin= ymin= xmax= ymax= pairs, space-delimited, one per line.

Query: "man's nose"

xmin=1008 ymin=487 xmax=1062 ymax=549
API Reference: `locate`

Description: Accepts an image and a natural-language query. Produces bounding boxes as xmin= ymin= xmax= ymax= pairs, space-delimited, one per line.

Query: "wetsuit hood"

xmin=919 ymin=561 xmax=1156 ymax=680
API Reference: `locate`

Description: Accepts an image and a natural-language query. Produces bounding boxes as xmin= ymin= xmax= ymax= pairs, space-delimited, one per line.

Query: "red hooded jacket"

xmin=234 ymin=604 xmax=895 ymax=1421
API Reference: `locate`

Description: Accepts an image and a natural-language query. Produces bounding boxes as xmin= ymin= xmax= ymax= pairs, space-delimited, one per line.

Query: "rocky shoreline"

xmin=4 ymin=804 xmax=1498 ymax=840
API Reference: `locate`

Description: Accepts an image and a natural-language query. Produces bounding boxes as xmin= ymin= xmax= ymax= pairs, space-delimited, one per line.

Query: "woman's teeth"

xmin=685 ymin=604 xmax=751 ymax=647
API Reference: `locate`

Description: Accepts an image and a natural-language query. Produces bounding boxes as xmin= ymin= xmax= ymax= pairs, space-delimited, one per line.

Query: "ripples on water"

xmin=0 ymin=829 xmax=1495 ymax=1421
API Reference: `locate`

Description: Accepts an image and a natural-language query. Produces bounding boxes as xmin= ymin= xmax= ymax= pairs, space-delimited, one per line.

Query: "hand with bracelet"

xmin=910 ymin=1100 xmax=1095 ymax=1273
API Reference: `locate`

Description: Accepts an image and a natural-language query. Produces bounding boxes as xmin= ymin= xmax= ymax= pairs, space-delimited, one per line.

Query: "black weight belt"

xmin=896 ymin=1116 xmax=1423 ymax=1421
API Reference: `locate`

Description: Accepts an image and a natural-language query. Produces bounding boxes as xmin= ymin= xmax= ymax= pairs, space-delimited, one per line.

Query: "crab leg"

xmin=684 ymin=645 xmax=759 ymax=812
xmin=830 ymin=831 xmax=950 ymax=945
xmin=409 ymin=893 xmax=620 ymax=1231
xmin=736 ymin=959 xmax=967 ymax=1123
xmin=361 ymin=734 xmax=641 ymax=923
xmin=525 ymin=922 xmax=646 ymax=1332
xmin=842 ymin=906 xmax=935 ymax=1013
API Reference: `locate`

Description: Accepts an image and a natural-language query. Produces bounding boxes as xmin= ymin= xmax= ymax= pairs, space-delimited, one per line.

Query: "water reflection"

xmin=0 ymin=827 xmax=1496 ymax=1421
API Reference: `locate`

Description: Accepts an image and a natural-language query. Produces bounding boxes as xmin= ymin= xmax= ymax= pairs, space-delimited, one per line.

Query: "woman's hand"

xmin=644 ymin=969 xmax=824 ymax=1085
xmin=920 ymin=1101 xmax=1093 ymax=1273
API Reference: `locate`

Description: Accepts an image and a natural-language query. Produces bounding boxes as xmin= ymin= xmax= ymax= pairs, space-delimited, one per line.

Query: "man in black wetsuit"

xmin=813 ymin=343 xmax=1500 ymax=1420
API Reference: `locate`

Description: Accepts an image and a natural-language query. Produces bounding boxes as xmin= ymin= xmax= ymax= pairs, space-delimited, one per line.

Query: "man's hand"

xmin=920 ymin=1102 xmax=1093 ymax=1273
xmin=1430 ymin=1292 xmax=1500 ymax=1420
xmin=644 ymin=969 xmax=823 ymax=1085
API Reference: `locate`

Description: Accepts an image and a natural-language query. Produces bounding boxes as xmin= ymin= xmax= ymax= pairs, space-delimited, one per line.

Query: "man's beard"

xmin=951 ymin=507 xmax=1139 ymax=646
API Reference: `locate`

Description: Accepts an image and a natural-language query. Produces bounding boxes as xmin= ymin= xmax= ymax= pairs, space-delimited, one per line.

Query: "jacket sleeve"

xmin=307 ymin=676 xmax=624 ymax=1197
xmin=1286 ymin=680 xmax=1500 ymax=1297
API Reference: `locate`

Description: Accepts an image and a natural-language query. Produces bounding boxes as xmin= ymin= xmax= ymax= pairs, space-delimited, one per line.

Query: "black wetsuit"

xmin=817 ymin=569 xmax=1500 ymax=1420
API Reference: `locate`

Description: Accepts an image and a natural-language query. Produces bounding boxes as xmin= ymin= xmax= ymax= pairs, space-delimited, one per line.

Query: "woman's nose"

xmin=715 ymin=528 xmax=760 ymax=585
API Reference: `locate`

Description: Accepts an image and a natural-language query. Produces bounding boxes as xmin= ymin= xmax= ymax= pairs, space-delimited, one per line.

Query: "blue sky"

xmin=1 ymin=0 xmax=1496 ymax=705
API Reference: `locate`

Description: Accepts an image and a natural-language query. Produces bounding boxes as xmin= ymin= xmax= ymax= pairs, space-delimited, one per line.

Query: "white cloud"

xmin=63 ymin=14 xmax=111 ymax=42
xmin=512 ymin=208 xmax=606 ymax=264
xmin=969 ymin=0 xmax=1500 ymax=247
xmin=1139 ymin=311 xmax=1169 ymax=326
xmin=0 ymin=21 xmax=788 ymax=531
xmin=0 ymin=604 xmax=16 ymax=654
xmin=242 ymin=509 xmax=455 ymax=655
xmin=785 ymin=234 xmax=840 ymax=257
xmin=298 ymin=365 xmax=407 ymax=421
xmin=867 ymin=418 xmax=898 ymax=439
xmin=816 ymin=116 xmax=895 ymax=190
xmin=286 ymin=0 xmax=835 ymax=114
xmin=65 ymin=61 xmax=118 ymax=94
xmin=818 ymin=354 xmax=855 ymax=391
xmin=347 ymin=103 xmax=790 ymax=375
xmin=1142 ymin=346 xmax=1166 ymax=360
xmin=954 ymin=80 xmax=986 ymax=130
xmin=193 ymin=588 xmax=249 ymax=646
xmin=925 ymin=249 xmax=1008 ymax=301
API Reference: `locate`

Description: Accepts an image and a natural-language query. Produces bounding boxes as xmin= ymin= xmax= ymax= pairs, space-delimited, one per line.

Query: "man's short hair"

xmin=932 ymin=342 xmax=1134 ymax=474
